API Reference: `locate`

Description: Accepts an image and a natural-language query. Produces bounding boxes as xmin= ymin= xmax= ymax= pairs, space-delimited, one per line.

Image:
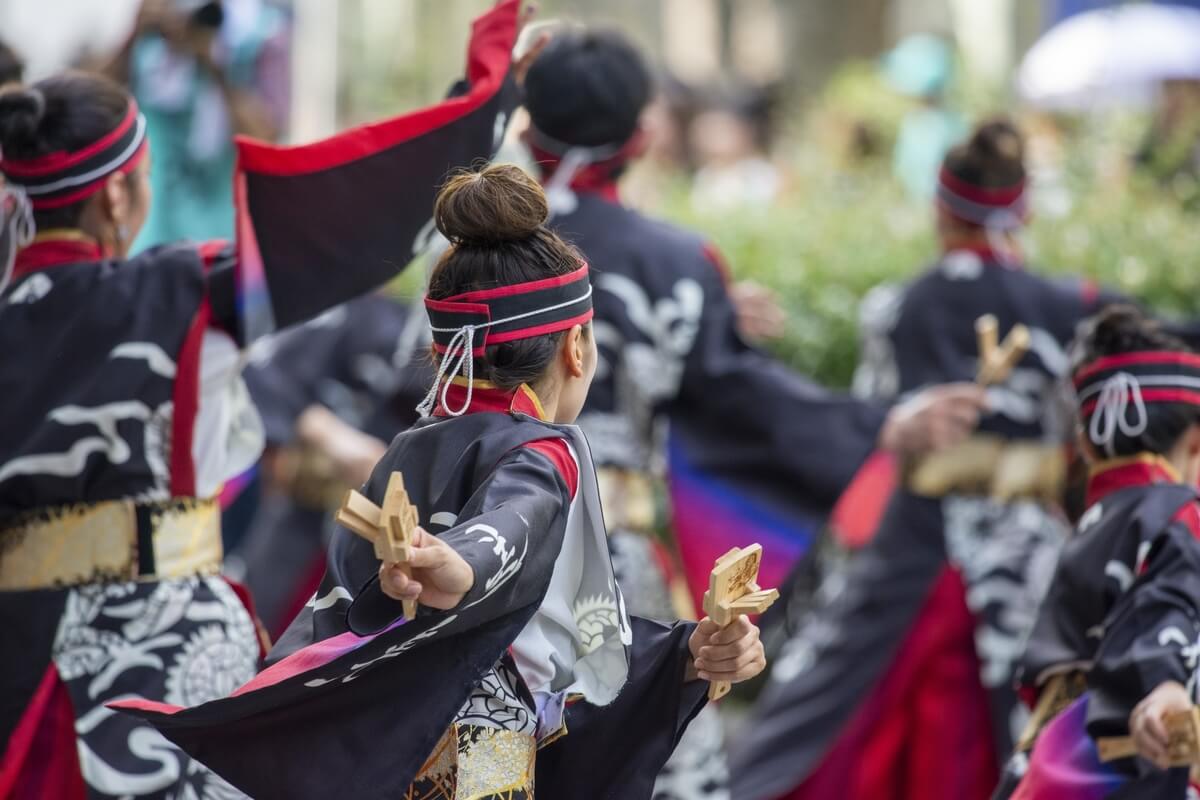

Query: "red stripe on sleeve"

xmin=524 ymin=438 xmax=578 ymax=500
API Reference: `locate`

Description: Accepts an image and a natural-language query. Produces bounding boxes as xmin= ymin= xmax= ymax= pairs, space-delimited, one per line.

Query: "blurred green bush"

xmin=659 ymin=66 xmax=1200 ymax=389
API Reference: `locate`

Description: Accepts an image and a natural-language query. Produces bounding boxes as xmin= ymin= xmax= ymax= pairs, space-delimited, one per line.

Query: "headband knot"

xmin=0 ymin=99 xmax=148 ymax=210
xmin=1074 ymin=351 xmax=1200 ymax=455
xmin=418 ymin=263 xmax=594 ymax=417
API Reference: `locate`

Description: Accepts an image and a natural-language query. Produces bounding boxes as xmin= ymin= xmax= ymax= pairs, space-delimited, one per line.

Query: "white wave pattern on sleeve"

xmin=0 ymin=401 xmax=154 ymax=484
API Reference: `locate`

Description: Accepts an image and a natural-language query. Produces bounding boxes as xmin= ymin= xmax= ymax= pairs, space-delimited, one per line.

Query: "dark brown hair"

xmin=0 ymin=72 xmax=133 ymax=229
xmin=428 ymin=164 xmax=586 ymax=390
xmin=943 ymin=117 xmax=1025 ymax=190
xmin=1071 ymin=305 xmax=1200 ymax=457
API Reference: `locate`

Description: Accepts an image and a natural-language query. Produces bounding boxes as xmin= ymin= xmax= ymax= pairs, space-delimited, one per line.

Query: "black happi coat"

xmin=121 ymin=408 xmax=706 ymax=799
xmin=995 ymin=469 xmax=1200 ymax=799
xmin=554 ymin=190 xmax=886 ymax=522
xmin=731 ymin=253 xmax=1108 ymax=800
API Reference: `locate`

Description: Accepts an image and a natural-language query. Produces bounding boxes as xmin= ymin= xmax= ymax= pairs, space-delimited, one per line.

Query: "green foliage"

xmin=658 ymin=75 xmax=1200 ymax=389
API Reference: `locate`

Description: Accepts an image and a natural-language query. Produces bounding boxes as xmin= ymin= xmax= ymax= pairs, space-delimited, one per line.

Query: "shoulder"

xmin=561 ymin=197 xmax=711 ymax=268
xmin=521 ymin=438 xmax=579 ymax=500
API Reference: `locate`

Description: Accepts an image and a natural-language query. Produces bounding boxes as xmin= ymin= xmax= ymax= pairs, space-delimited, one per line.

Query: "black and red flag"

xmin=234 ymin=0 xmax=521 ymax=342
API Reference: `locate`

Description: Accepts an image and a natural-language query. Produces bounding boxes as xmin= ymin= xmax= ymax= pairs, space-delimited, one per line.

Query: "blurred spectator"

xmin=107 ymin=0 xmax=290 ymax=249
xmin=883 ymin=33 xmax=967 ymax=200
xmin=689 ymin=87 xmax=780 ymax=212
xmin=0 ymin=40 xmax=23 ymax=88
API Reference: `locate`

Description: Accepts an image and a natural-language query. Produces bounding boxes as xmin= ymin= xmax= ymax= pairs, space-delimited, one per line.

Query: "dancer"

xmin=994 ymin=306 xmax=1200 ymax=799
xmin=0 ymin=3 xmax=520 ymax=795
xmin=521 ymin=29 xmax=988 ymax=799
xmin=731 ymin=119 xmax=1115 ymax=800
xmin=118 ymin=164 xmax=767 ymax=800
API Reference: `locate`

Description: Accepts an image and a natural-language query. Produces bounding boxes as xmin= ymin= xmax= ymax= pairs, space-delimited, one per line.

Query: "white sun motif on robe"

xmin=165 ymin=625 xmax=257 ymax=707
xmin=573 ymin=594 xmax=620 ymax=655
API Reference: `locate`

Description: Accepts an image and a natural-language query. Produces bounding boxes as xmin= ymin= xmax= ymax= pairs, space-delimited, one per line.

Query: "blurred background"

xmin=7 ymin=0 xmax=1200 ymax=388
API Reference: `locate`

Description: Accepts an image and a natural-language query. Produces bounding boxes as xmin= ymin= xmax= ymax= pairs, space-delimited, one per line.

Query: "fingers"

xmin=692 ymin=617 xmax=765 ymax=684
xmin=379 ymin=563 xmax=422 ymax=602
xmin=708 ymin=616 xmax=754 ymax=645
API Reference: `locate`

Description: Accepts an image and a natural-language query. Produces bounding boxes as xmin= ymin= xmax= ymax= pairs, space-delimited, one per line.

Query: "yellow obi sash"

xmin=0 ymin=497 xmax=222 ymax=591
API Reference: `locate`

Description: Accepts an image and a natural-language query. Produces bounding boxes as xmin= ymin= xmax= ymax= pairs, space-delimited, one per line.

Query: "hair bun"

xmin=969 ymin=117 xmax=1024 ymax=165
xmin=0 ymin=87 xmax=45 ymax=155
xmin=435 ymin=164 xmax=549 ymax=246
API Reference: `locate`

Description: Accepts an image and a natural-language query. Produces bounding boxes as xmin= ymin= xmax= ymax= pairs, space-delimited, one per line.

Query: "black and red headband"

xmin=0 ymin=100 xmax=148 ymax=210
xmin=419 ymin=262 xmax=594 ymax=416
xmin=936 ymin=167 xmax=1028 ymax=229
xmin=1073 ymin=351 xmax=1200 ymax=455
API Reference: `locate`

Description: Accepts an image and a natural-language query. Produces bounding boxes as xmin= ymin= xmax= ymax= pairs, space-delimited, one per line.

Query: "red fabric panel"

xmin=829 ymin=451 xmax=898 ymax=550
xmin=234 ymin=0 xmax=519 ymax=176
xmin=700 ymin=242 xmax=733 ymax=288
xmin=0 ymin=665 xmax=85 ymax=800
xmin=1173 ymin=503 xmax=1200 ymax=540
xmin=524 ymin=438 xmax=579 ymax=500
xmin=223 ymin=577 xmax=272 ymax=661
xmin=197 ymin=239 xmax=233 ymax=269
xmin=169 ymin=298 xmax=212 ymax=497
xmin=782 ymin=567 xmax=997 ymax=800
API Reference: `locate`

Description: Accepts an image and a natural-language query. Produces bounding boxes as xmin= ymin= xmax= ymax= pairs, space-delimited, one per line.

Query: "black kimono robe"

xmin=994 ymin=456 xmax=1200 ymax=800
xmin=730 ymin=249 xmax=1109 ymax=800
xmin=117 ymin=384 xmax=707 ymax=800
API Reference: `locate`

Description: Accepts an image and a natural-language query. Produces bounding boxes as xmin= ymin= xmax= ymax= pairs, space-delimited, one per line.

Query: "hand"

xmin=378 ymin=528 xmax=475 ymax=611
xmin=513 ymin=5 xmax=551 ymax=87
xmin=878 ymin=382 xmax=987 ymax=458
xmin=296 ymin=405 xmax=387 ymax=486
xmin=1131 ymin=680 xmax=1192 ymax=769
xmin=687 ymin=616 xmax=765 ymax=685
xmin=731 ymin=280 xmax=786 ymax=342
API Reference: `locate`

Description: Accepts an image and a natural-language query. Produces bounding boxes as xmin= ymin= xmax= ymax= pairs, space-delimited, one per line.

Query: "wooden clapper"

xmin=976 ymin=314 xmax=1030 ymax=386
xmin=1097 ymin=707 xmax=1200 ymax=767
xmin=702 ymin=544 xmax=780 ymax=701
xmin=335 ymin=472 xmax=420 ymax=619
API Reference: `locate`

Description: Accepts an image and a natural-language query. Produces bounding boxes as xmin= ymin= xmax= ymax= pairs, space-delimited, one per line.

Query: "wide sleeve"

xmin=344 ymin=444 xmax=572 ymax=636
xmin=671 ymin=246 xmax=887 ymax=509
xmin=535 ymin=617 xmax=708 ymax=798
xmin=240 ymin=311 xmax=354 ymax=445
xmin=1086 ymin=524 xmax=1200 ymax=738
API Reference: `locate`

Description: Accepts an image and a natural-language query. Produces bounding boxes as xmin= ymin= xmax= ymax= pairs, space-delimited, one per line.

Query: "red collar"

xmin=432 ymin=379 xmax=548 ymax=421
xmin=14 ymin=232 xmax=105 ymax=279
xmin=1085 ymin=454 xmax=1182 ymax=508
xmin=529 ymin=132 xmax=647 ymax=204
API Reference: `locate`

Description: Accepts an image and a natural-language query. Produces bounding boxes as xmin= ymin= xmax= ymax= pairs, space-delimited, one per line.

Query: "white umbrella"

xmin=1018 ymin=4 xmax=1200 ymax=110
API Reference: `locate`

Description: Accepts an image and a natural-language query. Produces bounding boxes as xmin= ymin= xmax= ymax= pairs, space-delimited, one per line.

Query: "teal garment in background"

xmin=893 ymin=106 xmax=968 ymax=200
xmin=130 ymin=4 xmax=286 ymax=252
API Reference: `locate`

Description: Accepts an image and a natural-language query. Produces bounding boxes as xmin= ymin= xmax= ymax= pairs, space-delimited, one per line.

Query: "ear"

xmin=1075 ymin=424 xmax=1100 ymax=464
xmin=561 ymin=325 xmax=585 ymax=379
xmin=99 ymin=171 xmax=130 ymax=228
xmin=1187 ymin=423 xmax=1200 ymax=457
